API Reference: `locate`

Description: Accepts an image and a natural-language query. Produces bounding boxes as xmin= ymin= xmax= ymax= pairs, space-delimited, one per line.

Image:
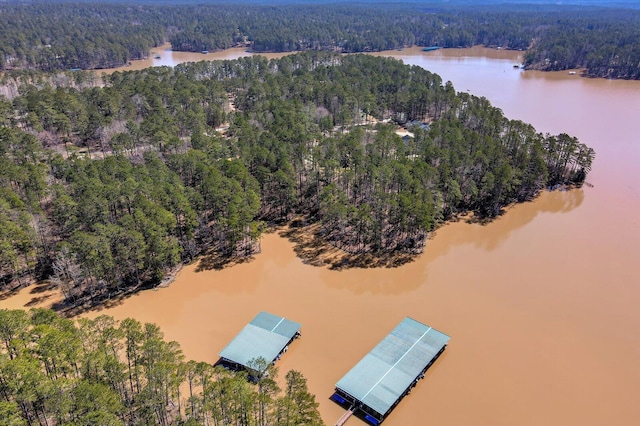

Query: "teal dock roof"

xmin=219 ymin=312 xmax=301 ymax=371
xmin=336 ymin=317 xmax=450 ymax=416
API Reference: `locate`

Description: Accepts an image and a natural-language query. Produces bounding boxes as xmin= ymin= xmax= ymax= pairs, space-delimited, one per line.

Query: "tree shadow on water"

xmin=25 ymin=294 xmax=53 ymax=307
xmin=195 ymin=250 xmax=255 ymax=272
xmin=279 ymin=219 xmax=415 ymax=270
xmin=0 ymin=285 xmax=22 ymax=301
xmin=0 ymin=280 xmax=56 ymax=307
xmin=50 ymin=278 xmax=166 ymax=317
xmin=29 ymin=281 xmax=58 ymax=294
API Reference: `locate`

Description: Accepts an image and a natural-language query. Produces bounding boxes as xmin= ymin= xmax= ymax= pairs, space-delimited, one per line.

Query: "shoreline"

xmin=1 ymin=35 xmax=637 ymax=426
xmin=92 ymin=43 xmax=621 ymax=81
xmin=0 ymin=188 xmax=559 ymax=315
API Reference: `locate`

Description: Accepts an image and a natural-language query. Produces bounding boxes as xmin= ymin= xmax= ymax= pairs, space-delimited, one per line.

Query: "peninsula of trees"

xmin=0 ymin=1 xmax=639 ymax=79
xmin=0 ymin=309 xmax=323 ymax=425
xmin=0 ymin=52 xmax=594 ymax=306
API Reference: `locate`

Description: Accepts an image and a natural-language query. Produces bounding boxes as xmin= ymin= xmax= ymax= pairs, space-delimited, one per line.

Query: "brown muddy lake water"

xmin=3 ymin=46 xmax=640 ymax=425
xmin=97 ymin=43 xmax=291 ymax=74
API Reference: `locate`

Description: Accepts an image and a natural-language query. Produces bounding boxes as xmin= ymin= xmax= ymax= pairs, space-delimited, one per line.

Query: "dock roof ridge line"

xmin=405 ymin=315 xmax=451 ymax=338
xmin=270 ymin=317 xmax=286 ymax=332
xmin=360 ymin=326 xmax=432 ymax=401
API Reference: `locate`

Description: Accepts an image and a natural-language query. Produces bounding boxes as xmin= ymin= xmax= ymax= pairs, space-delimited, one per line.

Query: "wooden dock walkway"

xmin=335 ymin=408 xmax=354 ymax=426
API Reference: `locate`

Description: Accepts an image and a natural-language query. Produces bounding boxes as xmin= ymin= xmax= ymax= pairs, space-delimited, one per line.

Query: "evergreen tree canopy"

xmin=0 ymin=308 xmax=323 ymax=426
xmin=0 ymin=52 xmax=594 ymax=305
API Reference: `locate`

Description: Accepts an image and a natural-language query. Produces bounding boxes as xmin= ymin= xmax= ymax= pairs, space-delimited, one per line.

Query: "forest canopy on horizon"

xmin=0 ymin=1 xmax=639 ymax=78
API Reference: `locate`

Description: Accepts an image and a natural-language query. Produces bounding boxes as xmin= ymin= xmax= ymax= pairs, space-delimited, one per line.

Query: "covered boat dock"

xmin=218 ymin=311 xmax=301 ymax=374
xmin=332 ymin=317 xmax=450 ymax=425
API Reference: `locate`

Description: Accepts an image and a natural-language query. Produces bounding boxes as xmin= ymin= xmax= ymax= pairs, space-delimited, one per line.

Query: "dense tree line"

xmin=0 ymin=52 xmax=593 ymax=303
xmin=0 ymin=3 xmax=167 ymax=71
xmin=0 ymin=2 xmax=639 ymax=78
xmin=522 ymin=10 xmax=640 ymax=78
xmin=0 ymin=308 xmax=322 ymax=426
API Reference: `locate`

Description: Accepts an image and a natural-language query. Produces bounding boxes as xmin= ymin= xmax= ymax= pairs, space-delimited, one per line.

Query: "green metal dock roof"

xmin=219 ymin=312 xmax=301 ymax=371
xmin=335 ymin=317 xmax=450 ymax=417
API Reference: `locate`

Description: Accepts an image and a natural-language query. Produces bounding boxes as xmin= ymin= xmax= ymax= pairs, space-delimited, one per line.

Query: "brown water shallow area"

xmin=3 ymin=46 xmax=640 ymax=425
xmin=96 ymin=42 xmax=291 ymax=74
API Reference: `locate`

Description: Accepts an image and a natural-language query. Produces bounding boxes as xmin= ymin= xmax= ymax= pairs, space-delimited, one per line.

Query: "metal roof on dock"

xmin=336 ymin=317 xmax=450 ymax=417
xmin=219 ymin=312 xmax=300 ymax=370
